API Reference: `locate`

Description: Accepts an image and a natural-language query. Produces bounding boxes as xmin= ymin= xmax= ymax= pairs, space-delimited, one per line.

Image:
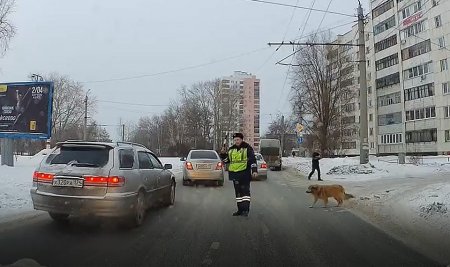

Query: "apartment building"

xmin=328 ymin=24 xmax=363 ymax=156
xmin=219 ymin=71 xmax=261 ymax=150
xmin=368 ymin=0 xmax=450 ymax=155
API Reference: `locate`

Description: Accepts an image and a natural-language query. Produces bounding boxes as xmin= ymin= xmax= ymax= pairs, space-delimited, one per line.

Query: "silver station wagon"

xmin=30 ymin=141 xmax=176 ymax=227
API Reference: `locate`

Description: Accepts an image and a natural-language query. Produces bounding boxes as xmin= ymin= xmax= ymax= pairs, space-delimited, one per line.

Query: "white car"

xmin=255 ymin=153 xmax=268 ymax=180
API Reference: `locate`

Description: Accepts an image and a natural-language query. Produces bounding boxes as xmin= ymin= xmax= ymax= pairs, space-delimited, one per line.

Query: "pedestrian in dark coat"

xmin=308 ymin=151 xmax=323 ymax=181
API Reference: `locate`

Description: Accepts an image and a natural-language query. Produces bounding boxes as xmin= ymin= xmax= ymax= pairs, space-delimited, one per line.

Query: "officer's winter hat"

xmin=233 ymin=133 xmax=244 ymax=139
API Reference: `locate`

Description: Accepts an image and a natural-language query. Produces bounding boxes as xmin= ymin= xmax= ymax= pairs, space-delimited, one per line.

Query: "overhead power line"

xmin=81 ymin=47 xmax=270 ymax=84
xmin=98 ymin=100 xmax=169 ymax=107
xmin=256 ymin=0 xmax=301 ymax=72
xmin=244 ymin=0 xmax=356 ymax=17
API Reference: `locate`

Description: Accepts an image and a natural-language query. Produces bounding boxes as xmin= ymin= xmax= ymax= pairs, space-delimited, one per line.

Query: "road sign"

xmin=296 ymin=123 xmax=304 ymax=133
xmin=0 ymin=82 xmax=54 ymax=139
xmin=297 ymin=137 xmax=303 ymax=144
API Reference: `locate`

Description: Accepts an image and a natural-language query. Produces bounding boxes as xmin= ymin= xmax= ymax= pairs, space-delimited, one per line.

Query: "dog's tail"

xmin=345 ymin=193 xmax=355 ymax=200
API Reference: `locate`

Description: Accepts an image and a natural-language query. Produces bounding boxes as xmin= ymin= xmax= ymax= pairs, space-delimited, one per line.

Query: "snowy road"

xmin=0 ymin=169 xmax=441 ymax=267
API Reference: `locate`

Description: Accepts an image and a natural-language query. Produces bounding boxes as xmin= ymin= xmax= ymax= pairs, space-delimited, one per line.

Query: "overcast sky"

xmin=1 ymin=0 xmax=369 ymax=140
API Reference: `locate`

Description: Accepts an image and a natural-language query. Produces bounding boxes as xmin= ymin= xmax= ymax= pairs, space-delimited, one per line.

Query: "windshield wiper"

xmin=70 ymin=162 xmax=100 ymax=167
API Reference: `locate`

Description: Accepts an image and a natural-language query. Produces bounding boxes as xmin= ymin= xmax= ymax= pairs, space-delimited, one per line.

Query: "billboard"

xmin=0 ymin=82 xmax=53 ymax=139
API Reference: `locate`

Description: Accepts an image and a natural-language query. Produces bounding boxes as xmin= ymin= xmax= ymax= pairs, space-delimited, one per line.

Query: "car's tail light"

xmin=186 ymin=162 xmax=193 ymax=170
xmin=216 ymin=162 xmax=223 ymax=170
xmin=261 ymin=163 xmax=268 ymax=169
xmin=33 ymin=171 xmax=54 ymax=183
xmin=84 ymin=176 xmax=125 ymax=187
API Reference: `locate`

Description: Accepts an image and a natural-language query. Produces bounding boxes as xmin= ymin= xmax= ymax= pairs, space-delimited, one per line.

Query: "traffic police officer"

xmin=226 ymin=133 xmax=258 ymax=217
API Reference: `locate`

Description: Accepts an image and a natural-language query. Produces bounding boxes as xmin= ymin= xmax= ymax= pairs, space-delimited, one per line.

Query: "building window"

xmin=342 ymin=142 xmax=357 ymax=149
xmin=378 ymin=112 xmax=402 ymax=126
xmin=375 ymin=35 xmax=397 ymax=53
xmin=341 ymin=78 xmax=354 ymax=88
xmin=342 ymin=103 xmax=356 ymax=113
xmin=376 ymin=53 xmax=399 ymax=71
xmin=341 ymin=116 xmax=356 ymax=124
xmin=374 ymin=15 xmax=396 ymax=35
xmin=445 ymin=130 xmax=450 ymax=142
xmin=378 ymin=92 xmax=401 ymax=107
xmin=379 ymin=133 xmax=402 ymax=144
xmin=370 ymin=142 xmax=375 ymax=149
xmin=435 ymin=15 xmax=442 ymax=28
xmin=401 ymin=20 xmax=426 ymax=40
xmin=440 ymin=59 xmax=448 ymax=71
xmin=399 ymin=1 xmax=423 ymax=20
xmin=404 ymin=61 xmax=432 ymax=79
xmin=370 ymin=128 xmax=374 ymax=136
xmin=401 ymin=39 xmax=431 ymax=61
xmin=368 ymin=86 xmax=372 ymax=94
xmin=373 ymin=0 xmax=394 ymax=18
xmin=444 ymin=106 xmax=450 ymax=118
xmin=406 ymin=129 xmax=437 ymax=143
xmin=443 ymin=82 xmax=450 ymax=94
xmin=438 ymin=36 xmax=446 ymax=49
xmin=405 ymin=106 xmax=436 ymax=121
xmin=404 ymin=83 xmax=435 ymax=101
xmin=376 ymin=72 xmax=400 ymax=89
xmin=369 ymin=114 xmax=373 ymax=121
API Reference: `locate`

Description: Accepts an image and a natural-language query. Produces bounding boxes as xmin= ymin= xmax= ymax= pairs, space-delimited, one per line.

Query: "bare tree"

xmin=42 ymin=73 xmax=97 ymax=143
xmin=0 ymin=0 xmax=15 ymax=54
xmin=290 ymin=34 xmax=356 ymax=156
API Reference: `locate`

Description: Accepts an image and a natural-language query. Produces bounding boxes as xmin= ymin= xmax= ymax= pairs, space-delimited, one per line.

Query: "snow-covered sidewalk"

xmin=284 ymin=156 xmax=450 ymax=264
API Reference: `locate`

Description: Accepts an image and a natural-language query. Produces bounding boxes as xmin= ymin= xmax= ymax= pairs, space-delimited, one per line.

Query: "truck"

xmin=259 ymin=139 xmax=282 ymax=171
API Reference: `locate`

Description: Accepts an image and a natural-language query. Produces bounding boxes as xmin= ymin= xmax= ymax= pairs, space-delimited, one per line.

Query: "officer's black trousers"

xmin=233 ymin=179 xmax=250 ymax=212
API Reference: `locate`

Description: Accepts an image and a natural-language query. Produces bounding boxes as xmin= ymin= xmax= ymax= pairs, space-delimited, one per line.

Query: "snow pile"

xmin=284 ymin=156 xmax=450 ymax=181
xmin=0 ymin=156 xmax=42 ymax=217
xmin=159 ymin=157 xmax=184 ymax=173
xmin=420 ymin=202 xmax=448 ymax=219
xmin=327 ymin=163 xmax=378 ymax=175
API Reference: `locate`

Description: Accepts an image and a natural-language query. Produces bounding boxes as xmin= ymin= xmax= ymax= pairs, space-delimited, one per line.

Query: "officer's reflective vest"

xmin=228 ymin=148 xmax=248 ymax=172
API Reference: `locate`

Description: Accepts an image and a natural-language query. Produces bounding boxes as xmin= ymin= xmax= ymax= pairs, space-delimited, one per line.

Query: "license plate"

xmin=52 ymin=178 xmax=83 ymax=188
xmin=196 ymin=163 xmax=211 ymax=170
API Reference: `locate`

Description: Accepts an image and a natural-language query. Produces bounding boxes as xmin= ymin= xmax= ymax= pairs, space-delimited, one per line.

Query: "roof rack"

xmin=116 ymin=141 xmax=148 ymax=150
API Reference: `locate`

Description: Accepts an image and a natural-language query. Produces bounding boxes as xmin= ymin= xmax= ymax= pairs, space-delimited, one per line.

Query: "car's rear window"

xmin=46 ymin=146 xmax=111 ymax=167
xmin=190 ymin=151 xmax=218 ymax=159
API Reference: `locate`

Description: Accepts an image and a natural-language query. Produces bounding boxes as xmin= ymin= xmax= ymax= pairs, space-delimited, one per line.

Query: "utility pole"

xmin=281 ymin=115 xmax=285 ymax=157
xmin=358 ymin=1 xmax=369 ymax=164
xmin=122 ymin=124 xmax=125 ymax=142
xmin=83 ymin=92 xmax=89 ymax=141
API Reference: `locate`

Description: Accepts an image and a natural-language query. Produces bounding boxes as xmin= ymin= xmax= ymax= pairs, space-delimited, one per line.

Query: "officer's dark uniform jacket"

xmin=225 ymin=141 xmax=257 ymax=213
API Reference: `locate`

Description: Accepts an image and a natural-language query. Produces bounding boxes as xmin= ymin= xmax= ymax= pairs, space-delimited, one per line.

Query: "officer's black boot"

xmin=233 ymin=201 xmax=244 ymax=216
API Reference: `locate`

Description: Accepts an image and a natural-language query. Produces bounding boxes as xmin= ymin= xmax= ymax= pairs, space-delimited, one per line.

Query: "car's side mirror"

xmin=164 ymin=164 xmax=173 ymax=170
xmin=180 ymin=157 xmax=186 ymax=161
